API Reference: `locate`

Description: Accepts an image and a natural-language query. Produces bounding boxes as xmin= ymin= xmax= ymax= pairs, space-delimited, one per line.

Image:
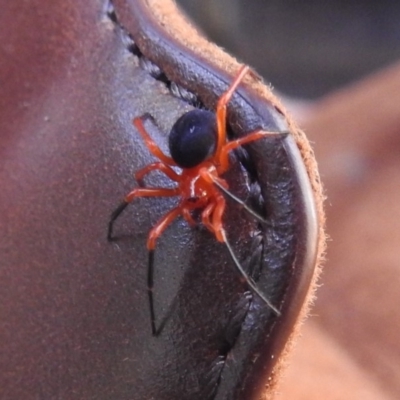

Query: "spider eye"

xmin=169 ymin=109 xmax=217 ymax=168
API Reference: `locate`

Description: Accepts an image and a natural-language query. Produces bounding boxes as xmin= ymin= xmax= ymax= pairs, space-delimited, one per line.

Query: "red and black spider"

xmin=108 ymin=66 xmax=281 ymax=335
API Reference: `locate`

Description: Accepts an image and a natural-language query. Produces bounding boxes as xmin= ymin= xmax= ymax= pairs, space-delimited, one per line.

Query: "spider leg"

xmin=209 ymin=193 xmax=226 ymax=243
xmin=133 ymin=116 xmax=176 ymax=166
xmin=182 ymin=207 xmax=197 ymax=227
xmin=214 ymin=65 xmax=250 ymax=160
xmin=207 ymin=194 xmax=280 ymax=314
xmin=107 ymin=187 xmax=180 ymax=240
xmin=199 ymin=168 xmax=266 ymax=224
xmin=221 ymin=230 xmax=281 ymax=315
xmin=212 ymin=178 xmax=267 ymax=224
xmin=218 ymin=129 xmax=285 ymax=172
xmin=135 ymin=161 xmax=180 ymax=186
xmin=146 ymin=206 xmax=182 ymax=335
xmin=201 ymin=200 xmax=217 ymax=235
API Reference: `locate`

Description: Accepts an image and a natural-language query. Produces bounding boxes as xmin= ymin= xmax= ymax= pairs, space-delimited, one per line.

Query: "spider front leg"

xmin=134 ymin=162 xmax=180 ymax=187
xmin=214 ymin=65 xmax=250 ymax=160
xmin=107 ymin=187 xmax=180 ymax=240
xmin=218 ymin=130 xmax=271 ymax=172
xmin=133 ymin=115 xmax=176 ymax=167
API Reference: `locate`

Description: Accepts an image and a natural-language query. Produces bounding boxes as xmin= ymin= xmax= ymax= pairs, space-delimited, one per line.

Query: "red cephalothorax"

xmin=108 ymin=65 xmax=281 ymax=335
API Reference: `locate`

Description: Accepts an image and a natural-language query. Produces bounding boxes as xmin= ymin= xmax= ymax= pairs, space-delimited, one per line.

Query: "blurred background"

xmin=177 ymin=1 xmax=400 ymax=399
xmin=178 ymin=0 xmax=400 ymax=98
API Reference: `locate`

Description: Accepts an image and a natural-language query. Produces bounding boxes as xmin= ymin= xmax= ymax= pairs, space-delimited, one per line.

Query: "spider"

xmin=108 ymin=65 xmax=281 ymax=335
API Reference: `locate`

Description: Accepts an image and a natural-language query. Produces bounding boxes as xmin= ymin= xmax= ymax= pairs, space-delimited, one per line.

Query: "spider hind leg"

xmin=222 ymin=230 xmax=281 ymax=315
xmin=212 ymin=178 xmax=267 ymax=224
xmin=199 ymin=168 xmax=267 ymax=224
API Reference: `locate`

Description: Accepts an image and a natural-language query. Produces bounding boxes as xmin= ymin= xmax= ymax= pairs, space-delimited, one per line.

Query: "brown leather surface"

xmin=0 ymin=1 xmax=322 ymax=399
xmin=277 ymin=62 xmax=400 ymax=399
xmin=111 ymin=3 xmax=323 ymax=398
